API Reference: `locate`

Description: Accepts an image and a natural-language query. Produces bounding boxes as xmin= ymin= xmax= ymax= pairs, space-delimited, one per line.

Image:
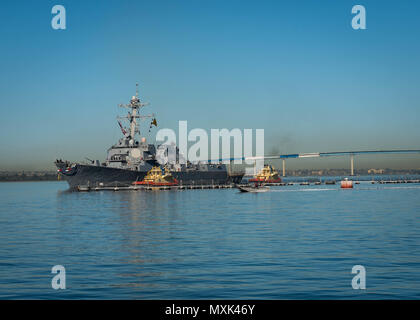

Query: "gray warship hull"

xmin=56 ymin=162 xmax=243 ymax=190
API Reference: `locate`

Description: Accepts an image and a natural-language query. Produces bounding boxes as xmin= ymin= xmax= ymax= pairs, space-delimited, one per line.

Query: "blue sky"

xmin=0 ymin=0 xmax=419 ymax=170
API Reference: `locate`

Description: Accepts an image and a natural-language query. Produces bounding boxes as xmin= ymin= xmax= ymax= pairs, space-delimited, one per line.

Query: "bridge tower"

xmin=282 ymin=159 xmax=286 ymax=177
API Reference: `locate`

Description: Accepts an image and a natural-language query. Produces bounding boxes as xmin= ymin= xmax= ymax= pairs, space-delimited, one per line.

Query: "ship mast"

xmin=118 ymin=83 xmax=154 ymax=144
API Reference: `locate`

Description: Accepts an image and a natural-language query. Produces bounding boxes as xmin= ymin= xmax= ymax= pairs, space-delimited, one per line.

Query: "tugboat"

xmin=55 ymin=84 xmax=244 ymax=190
xmin=249 ymin=165 xmax=281 ymax=183
xmin=133 ymin=166 xmax=178 ymax=186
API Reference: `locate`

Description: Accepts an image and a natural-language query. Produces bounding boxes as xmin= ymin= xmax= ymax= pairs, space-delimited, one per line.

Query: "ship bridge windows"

xmin=110 ymin=154 xmax=127 ymax=162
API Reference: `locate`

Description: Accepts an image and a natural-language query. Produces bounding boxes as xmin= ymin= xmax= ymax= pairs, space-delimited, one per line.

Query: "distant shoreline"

xmin=0 ymin=173 xmax=60 ymax=182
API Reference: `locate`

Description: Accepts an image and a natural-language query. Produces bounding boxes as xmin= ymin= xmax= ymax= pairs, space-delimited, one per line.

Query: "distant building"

xmin=311 ymin=170 xmax=323 ymax=176
xmin=368 ymin=169 xmax=385 ymax=174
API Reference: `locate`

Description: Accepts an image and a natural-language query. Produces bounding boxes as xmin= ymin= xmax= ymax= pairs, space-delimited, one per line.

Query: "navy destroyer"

xmin=55 ymin=85 xmax=243 ymax=190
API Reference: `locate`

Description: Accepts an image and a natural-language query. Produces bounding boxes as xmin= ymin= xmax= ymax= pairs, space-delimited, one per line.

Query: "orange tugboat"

xmin=249 ymin=165 xmax=282 ymax=183
xmin=133 ymin=166 xmax=178 ymax=186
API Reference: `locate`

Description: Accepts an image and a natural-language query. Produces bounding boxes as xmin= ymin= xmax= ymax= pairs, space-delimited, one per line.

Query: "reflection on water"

xmin=0 ymin=178 xmax=420 ymax=299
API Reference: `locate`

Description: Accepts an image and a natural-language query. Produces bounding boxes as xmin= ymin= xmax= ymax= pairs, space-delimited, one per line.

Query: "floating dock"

xmin=75 ymin=179 xmax=420 ymax=191
xmin=77 ymin=184 xmax=236 ymax=192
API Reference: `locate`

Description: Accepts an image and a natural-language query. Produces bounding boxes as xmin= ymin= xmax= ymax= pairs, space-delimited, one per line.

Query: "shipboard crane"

xmin=117 ymin=120 xmax=128 ymax=137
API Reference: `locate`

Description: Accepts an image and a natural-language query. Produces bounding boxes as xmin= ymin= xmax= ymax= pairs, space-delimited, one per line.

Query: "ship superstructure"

xmin=105 ymin=84 xmax=157 ymax=172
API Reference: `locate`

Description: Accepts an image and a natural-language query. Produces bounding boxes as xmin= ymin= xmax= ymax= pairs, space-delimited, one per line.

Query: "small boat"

xmin=236 ymin=184 xmax=270 ymax=193
xmin=77 ymin=185 xmax=90 ymax=192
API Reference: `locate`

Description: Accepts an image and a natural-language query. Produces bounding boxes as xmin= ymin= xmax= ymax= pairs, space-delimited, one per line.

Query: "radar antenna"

xmin=117 ymin=83 xmax=155 ymax=143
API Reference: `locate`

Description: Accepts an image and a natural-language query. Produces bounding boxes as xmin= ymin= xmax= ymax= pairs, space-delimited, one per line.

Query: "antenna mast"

xmin=118 ymin=84 xmax=154 ymax=144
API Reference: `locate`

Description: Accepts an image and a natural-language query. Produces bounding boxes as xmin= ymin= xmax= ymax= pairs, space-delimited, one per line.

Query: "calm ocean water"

xmin=0 ymin=178 xmax=419 ymax=299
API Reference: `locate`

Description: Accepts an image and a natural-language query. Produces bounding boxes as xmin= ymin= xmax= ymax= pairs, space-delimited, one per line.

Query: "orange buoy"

xmin=340 ymin=178 xmax=353 ymax=189
xmin=132 ymin=166 xmax=178 ymax=186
